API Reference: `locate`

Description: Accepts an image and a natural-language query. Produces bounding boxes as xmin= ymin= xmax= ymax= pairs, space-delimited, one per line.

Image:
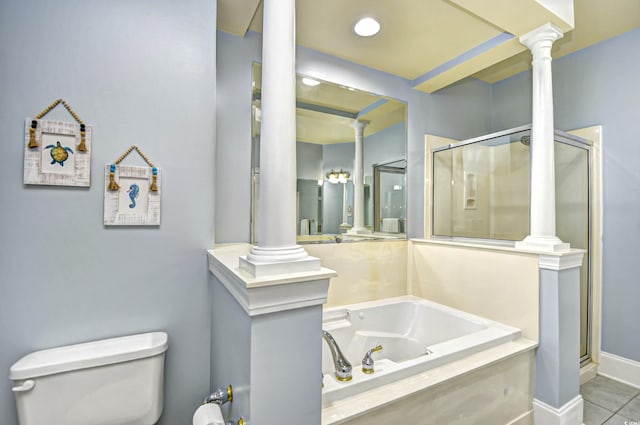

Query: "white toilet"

xmin=9 ymin=332 xmax=168 ymax=425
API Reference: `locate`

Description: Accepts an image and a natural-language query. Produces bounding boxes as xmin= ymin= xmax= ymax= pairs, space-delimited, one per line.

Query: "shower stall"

xmin=430 ymin=125 xmax=592 ymax=363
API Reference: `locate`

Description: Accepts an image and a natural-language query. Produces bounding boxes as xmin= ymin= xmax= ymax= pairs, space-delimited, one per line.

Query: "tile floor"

xmin=582 ymin=375 xmax=640 ymax=425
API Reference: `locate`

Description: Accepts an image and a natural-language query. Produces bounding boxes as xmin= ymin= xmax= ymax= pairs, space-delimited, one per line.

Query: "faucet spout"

xmin=322 ymin=330 xmax=352 ymax=382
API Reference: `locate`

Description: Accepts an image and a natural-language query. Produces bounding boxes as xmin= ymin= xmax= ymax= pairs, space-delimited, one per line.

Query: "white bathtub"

xmin=321 ymin=295 xmax=521 ymax=407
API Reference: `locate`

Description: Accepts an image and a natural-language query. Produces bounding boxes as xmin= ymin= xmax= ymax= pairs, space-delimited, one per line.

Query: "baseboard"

xmin=580 ymin=362 xmax=598 ymax=385
xmin=533 ymin=396 xmax=584 ymax=425
xmin=599 ymin=351 xmax=640 ymax=389
xmin=508 ymin=410 xmax=533 ymax=425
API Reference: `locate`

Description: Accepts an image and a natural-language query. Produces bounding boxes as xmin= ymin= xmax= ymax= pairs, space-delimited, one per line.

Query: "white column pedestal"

xmin=240 ymin=247 xmax=321 ymax=278
xmin=517 ymin=235 xmax=570 ymax=252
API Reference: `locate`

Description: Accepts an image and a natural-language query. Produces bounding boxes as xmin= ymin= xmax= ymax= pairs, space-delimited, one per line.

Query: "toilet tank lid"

xmin=10 ymin=332 xmax=168 ymax=380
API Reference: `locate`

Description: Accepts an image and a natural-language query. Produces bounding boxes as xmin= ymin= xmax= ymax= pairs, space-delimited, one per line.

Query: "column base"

xmin=239 ymin=245 xmax=320 ymax=277
xmin=533 ymin=396 xmax=584 ymax=425
xmin=515 ymin=235 xmax=570 ymax=252
xmin=348 ymin=227 xmax=371 ymax=235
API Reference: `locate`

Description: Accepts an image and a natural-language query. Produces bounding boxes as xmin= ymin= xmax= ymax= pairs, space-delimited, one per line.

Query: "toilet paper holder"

xmin=203 ymin=385 xmax=233 ymax=405
xmin=201 ymin=385 xmax=246 ymax=425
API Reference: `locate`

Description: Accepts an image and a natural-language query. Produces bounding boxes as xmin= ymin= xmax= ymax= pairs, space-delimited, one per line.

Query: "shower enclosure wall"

xmin=431 ymin=125 xmax=592 ymax=363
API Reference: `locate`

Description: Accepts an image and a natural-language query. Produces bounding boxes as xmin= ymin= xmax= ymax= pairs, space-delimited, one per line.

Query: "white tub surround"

xmin=239 ymin=0 xmax=319 ymax=277
xmin=348 ymin=120 xmax=371 ymax=235
xmin=534 ymin=250 xmax=585 ymax=425
xmin=323 ymin=338 xmax=536 ymax=425
xmin=515 ymin=23 xmax=569 ymax=253
xmin=306 ymin=240 xmax=407 ymax=308
xmin=409 ymin=239 xmax=540 ymax=341
xmin=209 ymin=244 xmax=336 ymax=424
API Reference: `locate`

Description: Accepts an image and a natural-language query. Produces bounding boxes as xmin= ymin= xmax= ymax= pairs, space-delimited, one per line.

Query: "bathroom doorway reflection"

xmin=373 ymin=160 xmax=406 ymax=233
xmin=430 ymin=125 xmax=593 ymax=364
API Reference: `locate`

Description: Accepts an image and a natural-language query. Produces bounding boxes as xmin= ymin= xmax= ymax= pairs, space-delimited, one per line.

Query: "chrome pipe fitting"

xmin=203 ymin=385 xmax=233 ymax=405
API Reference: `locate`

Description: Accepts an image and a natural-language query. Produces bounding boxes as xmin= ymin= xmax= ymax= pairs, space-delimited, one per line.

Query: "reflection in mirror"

xmin=251 ymin=62 xmax=407 ymax=244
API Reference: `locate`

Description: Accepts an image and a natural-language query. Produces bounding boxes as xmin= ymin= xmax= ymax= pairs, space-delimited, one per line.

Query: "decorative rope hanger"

xmin=29 ymin=99 xmax=88 ymax=151
xmin=108 ymin=145 xmax=158 ymax=192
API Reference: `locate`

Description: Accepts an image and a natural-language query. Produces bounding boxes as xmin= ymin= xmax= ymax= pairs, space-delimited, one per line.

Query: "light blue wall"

xmin=536 ymin=267 xmax=581 ymax=407
xmin=491 ymin=28 xmax=640 ymax=363
xmin=364 ymin=122 xmax=407 ymax=177
xmin=216 ymin=31 xmax=260 ymax=243
xmin=297 ymin=142 xmax=323 ymax=180
xmin=217 ymin=30 xmax=492 ymax=241
xmin=323 ymin=142 xmax=356 ymax=175
xmin=210 ymin=274 xmax=251 ymax=422
xmin=0 ymin=1 xmax=216 ymax=424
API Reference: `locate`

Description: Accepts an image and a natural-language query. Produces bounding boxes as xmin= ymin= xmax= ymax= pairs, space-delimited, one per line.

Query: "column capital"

xmin=351 ymin=120 xmax=369 ymax=132
xmin=519 ymin=23 xmax=564 ymax=50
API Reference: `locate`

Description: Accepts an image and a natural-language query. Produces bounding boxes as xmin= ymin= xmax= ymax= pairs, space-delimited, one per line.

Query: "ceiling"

xmin=252 ymin=63 xmax=407 ymax=145
xmin=219 ymin=0 xmax=640 ymax=93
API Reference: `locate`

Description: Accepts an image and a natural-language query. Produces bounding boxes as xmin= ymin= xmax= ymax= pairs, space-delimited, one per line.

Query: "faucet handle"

xmin=362 ymin=344 xmax=383 ymax=374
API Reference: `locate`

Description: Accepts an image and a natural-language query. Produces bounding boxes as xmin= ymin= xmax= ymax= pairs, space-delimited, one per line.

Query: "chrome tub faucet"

xmin=322 ymin=330 xmax=352 ymax=382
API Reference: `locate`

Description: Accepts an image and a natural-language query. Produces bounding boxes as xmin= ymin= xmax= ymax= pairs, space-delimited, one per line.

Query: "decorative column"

xmin=515 ymin=23 xmax=569 ymax=252
xmin=339 ymin=182 xmax=351 ymax=230
xmin=348 ymin=120 xmax=371 ymax=234
xmin=239 ymin=0 xmax=319 ymax=276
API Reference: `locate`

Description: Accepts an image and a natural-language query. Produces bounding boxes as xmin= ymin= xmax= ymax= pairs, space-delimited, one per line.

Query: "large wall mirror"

xmin=251 ymin=62 xmax=407 ymax=244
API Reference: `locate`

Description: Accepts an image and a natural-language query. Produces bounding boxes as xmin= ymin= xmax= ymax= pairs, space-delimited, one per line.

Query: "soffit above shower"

xmin=218 ymin=0 xmax=640 ymax=92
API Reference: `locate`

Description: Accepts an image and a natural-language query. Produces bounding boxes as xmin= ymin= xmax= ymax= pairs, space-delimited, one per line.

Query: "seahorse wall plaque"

xmin=104 ymin=146 xmax=161 ymax=226
xmin=24 ymin=99 xmax=92 ymax=187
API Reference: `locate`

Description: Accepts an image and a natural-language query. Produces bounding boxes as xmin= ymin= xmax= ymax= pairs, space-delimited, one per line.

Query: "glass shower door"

xmin=430 ymin=127 xmax=593 ymax=363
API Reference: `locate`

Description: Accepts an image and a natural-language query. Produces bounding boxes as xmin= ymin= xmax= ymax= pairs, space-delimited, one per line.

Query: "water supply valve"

xmin=362 ymin=345 xmax=383 ymax=374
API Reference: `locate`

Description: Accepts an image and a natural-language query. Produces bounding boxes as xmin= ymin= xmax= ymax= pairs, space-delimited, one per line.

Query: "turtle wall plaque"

xmin=23 ymin=99 xmax=91 ymax=187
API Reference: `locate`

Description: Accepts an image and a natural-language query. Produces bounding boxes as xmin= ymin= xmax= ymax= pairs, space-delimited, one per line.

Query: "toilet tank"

xmin=10 ymin=332 xmax=168 ymax=425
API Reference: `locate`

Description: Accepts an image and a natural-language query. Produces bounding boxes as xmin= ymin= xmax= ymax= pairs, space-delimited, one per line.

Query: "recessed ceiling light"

xmin=302 ymin=77 xmax=321 ymax=87
xmin=354 ymin=17 xmax=381 ymax=37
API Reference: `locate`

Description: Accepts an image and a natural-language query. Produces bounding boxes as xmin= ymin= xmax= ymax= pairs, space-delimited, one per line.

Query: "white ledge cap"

xmin=208 ymin=245 xmax=336 ymax=316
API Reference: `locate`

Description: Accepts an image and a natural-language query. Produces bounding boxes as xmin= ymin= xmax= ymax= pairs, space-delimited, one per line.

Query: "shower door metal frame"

xmin=555 ymin=131 xmax=593 ymax=366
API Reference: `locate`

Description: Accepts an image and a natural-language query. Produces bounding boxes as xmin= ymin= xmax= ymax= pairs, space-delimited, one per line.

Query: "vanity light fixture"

xmin=302 ymin=77 xmax=321 ymax=87
xmin=354 ymin=17 xmax=381 ymax=37
xmin=326 ymin=169 xmax=351 ymax=184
